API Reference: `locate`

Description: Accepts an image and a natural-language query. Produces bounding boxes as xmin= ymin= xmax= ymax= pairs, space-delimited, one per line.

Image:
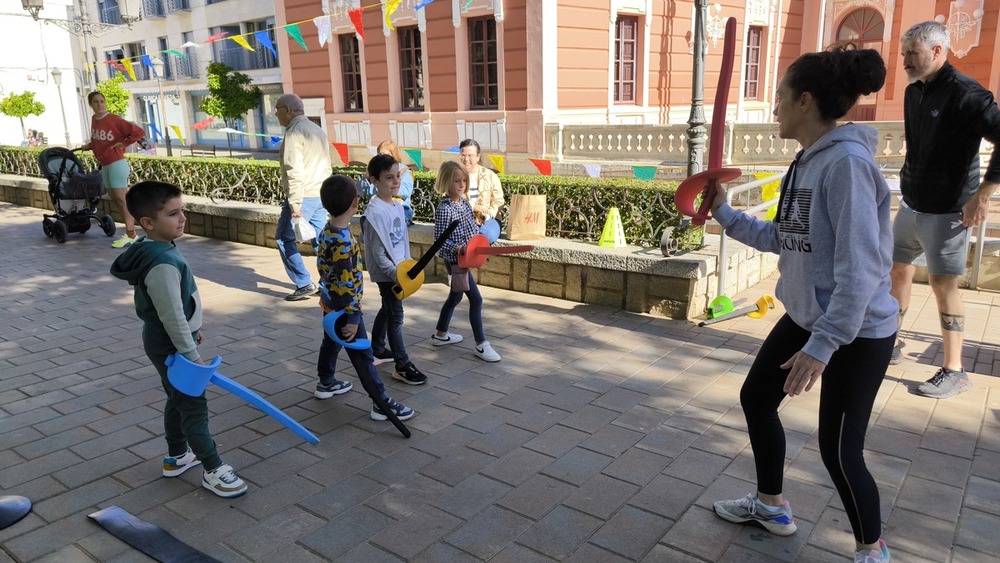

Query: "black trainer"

xmin=392 ymin=362 xmax=427 ymax=385
xmin=285 ymin=283 xmax=318 ymax=301
xmin=372 ymin=348 xmax=395 ymax=366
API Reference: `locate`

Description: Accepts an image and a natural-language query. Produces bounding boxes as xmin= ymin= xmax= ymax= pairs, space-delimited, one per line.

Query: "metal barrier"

xmin=714 ymin=173 xmax=996 ymax=298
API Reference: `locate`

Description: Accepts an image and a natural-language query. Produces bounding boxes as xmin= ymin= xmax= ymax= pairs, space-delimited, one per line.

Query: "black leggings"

xmin=742 ymin=314 xmax=894 ymax=544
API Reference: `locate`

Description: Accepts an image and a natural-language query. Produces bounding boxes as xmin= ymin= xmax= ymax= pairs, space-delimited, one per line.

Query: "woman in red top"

xmin=80 ymin=91 xmax=146 ymax=248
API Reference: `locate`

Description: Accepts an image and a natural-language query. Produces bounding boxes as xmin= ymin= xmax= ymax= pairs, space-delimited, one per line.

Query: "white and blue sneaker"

xmin=713 ymin=493 xmax=797 ymax=536
xmin=370 ymin=397 xmax=415 ymax=421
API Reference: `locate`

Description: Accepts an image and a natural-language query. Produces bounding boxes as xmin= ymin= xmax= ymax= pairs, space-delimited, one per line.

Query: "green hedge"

xmin=1 ymin=146 xmax=693 ymax=248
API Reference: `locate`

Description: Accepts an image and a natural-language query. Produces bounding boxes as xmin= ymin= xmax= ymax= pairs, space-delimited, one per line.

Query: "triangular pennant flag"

xmin=583 ymin=163 xmax=602 ymax=178
xmin=164 ymin=49 xmax=188 ymax=60
xmin=119 ymin=58 xmax=137 ymax=81
xmin=487 ymin=154 xmax=505 ymax=174
xmin=415 ymin=0 xmax=436 ymax=9
xmin=348 ymin=8 xmax=364 ymax=41
xmin=179 ymin=41 xmax=199 ymax=49
xmin=755 ymin=172 xmax=781 ymax=221
xmin=230 ymin=35 xmax=255 ymax=51
xmin=170 ymin=125 xmax=185 ymax=145
xmin=634 ymin=166 xmax=657 ymax=182
xmin=148 ymin=122 xmax=162 ymax=143
xmin=384 ymin=0 xmax=401 ymax=31
xmin=367 ymin=145 xmax=378 ymax=156
xmin=632 ymin=165 xmax=656 ymax=181
xmin=331 ymin=142 xmax=350 ymax=165
xmin=529 ymin=158 xmax=552 ymax=176
xmin=443 ymin=145 xmax=460 ymax=153
xmin=270 ymin=136 xmax=282 ymax=144
xmin=205 ymin=31 xmax=229 ymax=43
xmin=140 ymin=54 xmax=155 ymax=77
xmin=191 ymin=117 xmax=215 ymax=131
xmin=402 ymin=148 xmax=423 ymax=170
xmin=285 ymin=24 xmax=308 ymax=51
xmin=463 ymin=0 xmax=474 ymax=8
xmin=254 ymin=31 xmax=277 ymax=57
xmin=314 ymin=15 xmax=332 ymax=47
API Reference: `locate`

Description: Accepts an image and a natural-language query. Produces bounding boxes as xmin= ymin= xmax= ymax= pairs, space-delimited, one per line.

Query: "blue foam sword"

xmin=165 ymin=354 xmax=319 ymax=445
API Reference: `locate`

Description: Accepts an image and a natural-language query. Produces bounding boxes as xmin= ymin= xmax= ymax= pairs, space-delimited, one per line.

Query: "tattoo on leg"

xmin=940 ymin=313 xmax=964 ymax=332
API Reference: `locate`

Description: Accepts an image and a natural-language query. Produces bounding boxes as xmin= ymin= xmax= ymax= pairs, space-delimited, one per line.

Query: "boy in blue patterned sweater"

xmin=314 ymin=174 xmax=415 ymax=422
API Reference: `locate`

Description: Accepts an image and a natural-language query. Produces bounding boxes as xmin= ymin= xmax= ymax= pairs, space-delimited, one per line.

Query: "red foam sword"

xmin=457 ymin=234 xmax=534 ymax=269
xmin=674 ymin=17 xmax=742 ymax=226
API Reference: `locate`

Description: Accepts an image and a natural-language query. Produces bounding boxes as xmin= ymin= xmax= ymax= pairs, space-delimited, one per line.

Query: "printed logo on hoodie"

xmin=780 ymin=187 xmax=812 ymax=253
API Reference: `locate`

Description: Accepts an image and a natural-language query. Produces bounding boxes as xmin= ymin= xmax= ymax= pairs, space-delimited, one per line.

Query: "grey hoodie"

xmin=714 ymin=124 xmax=898 ymax=364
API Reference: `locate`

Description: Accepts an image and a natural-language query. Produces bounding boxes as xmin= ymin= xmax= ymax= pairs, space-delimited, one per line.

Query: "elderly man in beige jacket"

xmin=274 ymin=93 xmax=333 ymax=301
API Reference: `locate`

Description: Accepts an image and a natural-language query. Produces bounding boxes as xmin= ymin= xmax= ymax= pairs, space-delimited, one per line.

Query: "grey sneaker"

xmin=889 ymin=342 xmax=902 ymax=365
xmin=285 ymin=283 xmax=318 ymax=301
xmin=713 ymin=493 xmax=797 ymax=536
xmin=917 ymin=368 xmax=971 ymax=399
xmin=314 ymin=379 xmax=353 ymax=399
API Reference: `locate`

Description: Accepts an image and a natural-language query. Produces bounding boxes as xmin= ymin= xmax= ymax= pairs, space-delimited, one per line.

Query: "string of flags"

xmin=89 ymin=0 xmax=453 ymax=77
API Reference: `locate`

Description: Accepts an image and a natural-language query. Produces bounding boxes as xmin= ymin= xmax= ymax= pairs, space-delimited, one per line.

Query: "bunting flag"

xmin=487 ymin=154 xmax=505 ymax=174
xmin=384 ymin=0 xmax=401 ymax=31
xmin=119 ymin=58 xmax=137 ymax=81
xmin=632 ymin=165 xmax=656 ymax=181
xmin=463 ymin=0 xmax=474 ymax=8
xmin=164 ymin=49 xmax=188 ymax=59
xmin=314 ymin=15 xmax=332 ymax=47
xmin=148 ymin=123 xmax=162 ymax=143
xmin=331 ymin=142 xmax=350 ymax=165
xmin=415 ymin=0 xmax=436 ymax=9
xmin=529 ymin=158 xmax=552 ymax=176
xmin=285 ymin=24 xmax=308 ymax=51
xmin=755 ymin=172 xmax=781 ymax=221
xmin=443 ymin=145 xmax=460 ymax=153
xmin=583 ymin=163 xmax=602 ymax=178
xmin=348 ymin=9 xmax=364 ymax=41
xmin=171 ymin=125 xmax=185 ymax=145
xmin=367 ymin=145 xmax=378 ymax=156
xmin=139 ymin=54 xmax=155 ymax=77
xmin=231 ymin=35 xmax=255 ymax=51
xmin=270 ymin=136 xmax=282 ymax=144
xmin=254 ymin=31 xmax=277 ymax=57
xmin=191 ymin=117 xmax=215 ymax=131
xmin=402 ymin=148 xmax=423 ymax=170
xmin=205 ymin=31 xmax=229 ymax=43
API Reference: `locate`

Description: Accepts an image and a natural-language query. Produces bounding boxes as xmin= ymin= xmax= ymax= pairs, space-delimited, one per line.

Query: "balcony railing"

xmin=166 ymin=0 xmax=190 ymax=12
xmin=217 ymin=47 xmax=277 ymax=72
xmin=142 ymin=0 xmax=165 ymax=18
xmin=173 ymin=53 xmax=199 ymax=79
xmin=99 ymin=5 xmax=122 ymax=24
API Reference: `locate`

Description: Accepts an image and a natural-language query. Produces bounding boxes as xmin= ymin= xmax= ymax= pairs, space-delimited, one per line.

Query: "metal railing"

xmin=142 ymin=0 xmax=165 ymax=18
xmin=217 ymin=47 xmax=277 ymax=72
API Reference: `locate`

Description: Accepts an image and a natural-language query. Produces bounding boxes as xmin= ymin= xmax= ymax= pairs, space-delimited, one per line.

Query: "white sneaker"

xmin=162 ymin=450 xmax=201 ymax=477
xmin=475 ymin=341 xmax=501 ymax=362
xmin=202 ymin=464 xmax=248 ymax=498
xmin=431 ymin=332 xmax=463 ymax=346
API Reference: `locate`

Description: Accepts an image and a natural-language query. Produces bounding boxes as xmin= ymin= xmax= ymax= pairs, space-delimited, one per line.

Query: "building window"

xmin=339 ymin=34 xmax=364 ymax=112
xmin=97 ymin=0 xmax=122 ymax=25
xmin=157 ymin=37 xmax=174 ymax=80
xmin=744 ymin=26 xmax=762 ymax=100
xmin=246 ymin=19 xmax=279 ymax=69
xmin=399 ymin=26 xmax=424 ymax=111
xmin=126 ymin=42 xmax=149 ymax=81
xmin=614 ymin=15 xmax=638 ymax=104
xmin=469 ymin=17 xmax=498 ymax=109
xmin=104 ymin=47 xmax=125 ymax=80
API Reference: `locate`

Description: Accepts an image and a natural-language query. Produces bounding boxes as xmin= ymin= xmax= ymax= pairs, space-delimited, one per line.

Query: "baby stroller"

xmin=37 ymin=147 xmax=116 ymax=243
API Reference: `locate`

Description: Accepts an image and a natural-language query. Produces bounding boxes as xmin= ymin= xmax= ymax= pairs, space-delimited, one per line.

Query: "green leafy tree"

xmin=95 ymin=75 xmax=131 ymax=116
xmin=200 ymin=62 xmax=262 ymax=156
xmin=0 ymin=91 xmax=45 ymax=141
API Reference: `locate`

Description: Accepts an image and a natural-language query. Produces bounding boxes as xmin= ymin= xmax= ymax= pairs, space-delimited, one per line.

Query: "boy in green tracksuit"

xmin=110 ymin=181 xmax=247 ymax=498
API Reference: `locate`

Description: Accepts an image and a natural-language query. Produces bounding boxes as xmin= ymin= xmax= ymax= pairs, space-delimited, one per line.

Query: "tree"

xmin=95 ymin=75 xmax=131 ymax=116
xmin=200 ymin=62 xmax=262 ymax=156
xmin=0 ymin=91 xmax=45 ymax=141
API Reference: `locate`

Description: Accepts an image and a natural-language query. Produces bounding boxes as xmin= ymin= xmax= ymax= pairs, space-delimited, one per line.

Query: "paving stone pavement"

xmin=1 ymin=201 xmax=998 ymax=562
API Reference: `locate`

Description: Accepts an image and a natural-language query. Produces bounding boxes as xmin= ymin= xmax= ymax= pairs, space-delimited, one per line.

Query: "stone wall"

xmin=1 ymin=174 xmax=780 ymax=320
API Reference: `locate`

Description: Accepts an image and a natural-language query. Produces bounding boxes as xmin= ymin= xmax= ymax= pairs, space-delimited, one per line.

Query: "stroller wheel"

xmin=42 ymin=218 xmax=54 ymax=238
xmin=53 ymin=220 xmax=68 ymax=243
xmin=100 ymin=215 xmax=116 ymax=237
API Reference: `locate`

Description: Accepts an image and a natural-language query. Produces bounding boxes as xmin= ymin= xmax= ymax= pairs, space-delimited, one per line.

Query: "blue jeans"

xmin=436 ymin=263 xmax=486 ymax=344
xmin=372 ymin=282 xmax=410 ymax=365
xmin=276 ymin=198 xmax=328 ymax=288
xmin=317 ymin=314 xmax=387 ymax=400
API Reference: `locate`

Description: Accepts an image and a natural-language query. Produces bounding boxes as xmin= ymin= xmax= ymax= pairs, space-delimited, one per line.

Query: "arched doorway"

xmin=837 ymin=8 xmax=885 ymax=121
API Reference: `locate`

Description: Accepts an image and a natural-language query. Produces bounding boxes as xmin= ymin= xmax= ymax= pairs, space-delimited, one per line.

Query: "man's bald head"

xmin=276 ymin=93 xmax=304 ymax=113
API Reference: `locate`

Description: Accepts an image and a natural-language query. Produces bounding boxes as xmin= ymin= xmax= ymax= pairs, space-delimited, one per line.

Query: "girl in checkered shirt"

xmin=430 ymin=161 xmax=501 ymax=362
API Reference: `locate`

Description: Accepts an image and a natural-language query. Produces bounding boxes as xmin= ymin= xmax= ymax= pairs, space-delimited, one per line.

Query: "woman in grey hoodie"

xmin=709 ymin=45 xmax=897 ymax=563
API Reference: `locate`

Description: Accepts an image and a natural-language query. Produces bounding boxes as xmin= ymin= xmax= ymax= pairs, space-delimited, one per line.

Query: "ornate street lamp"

xmin=51 ymin=67 xmax=72 ymax=147
xmin=151 ymin=57 xmax=173 ymax=156
xmin=686 ymin=0 xmax=708 ymax=177
xmin=21 ymin=0 xmax=44 ymax=19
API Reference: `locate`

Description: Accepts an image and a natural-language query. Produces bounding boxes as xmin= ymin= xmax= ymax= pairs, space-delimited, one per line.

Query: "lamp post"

xmin=686 ymin=0 xmax=708 ymax=177
xmin=51 ymin=67 xmax=71 ymax=148
xmin=151 ymin=57 xmax=173 ymax=156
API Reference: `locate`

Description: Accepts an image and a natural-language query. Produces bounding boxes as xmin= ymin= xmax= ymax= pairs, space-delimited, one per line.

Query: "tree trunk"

xmin=226 ymin=119 xmax=234 ymax=157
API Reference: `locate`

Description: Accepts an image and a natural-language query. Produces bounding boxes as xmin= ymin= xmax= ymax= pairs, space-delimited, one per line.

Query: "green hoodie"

xmin=110 ymin=237 xmax=202 ymax=361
